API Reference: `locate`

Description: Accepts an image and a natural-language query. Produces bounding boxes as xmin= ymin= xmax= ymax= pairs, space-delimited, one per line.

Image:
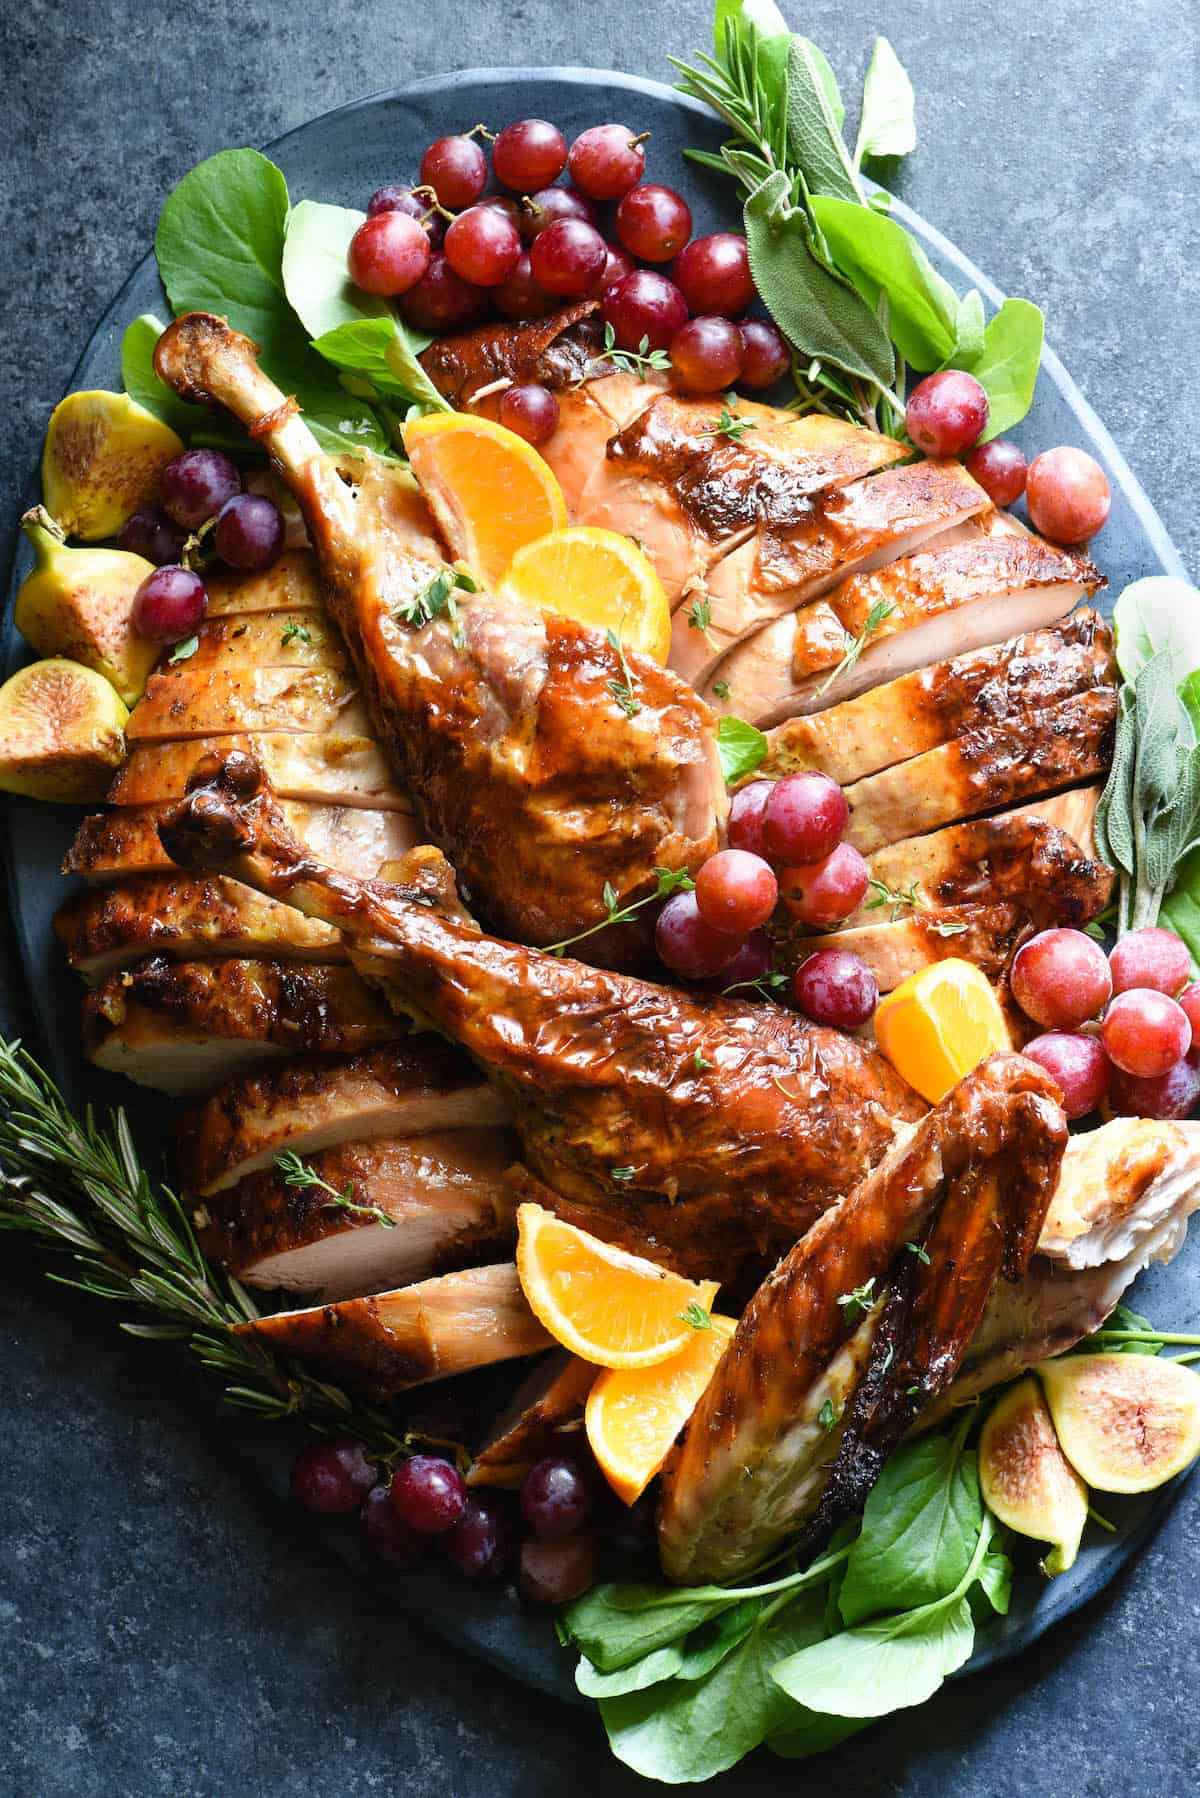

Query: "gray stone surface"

xmin=0 ymin=1 xmax=1197 ymax=1792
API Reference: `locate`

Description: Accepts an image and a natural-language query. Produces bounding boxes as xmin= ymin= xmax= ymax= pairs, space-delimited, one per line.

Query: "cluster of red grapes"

xmin=655 ymin=770 xmax=878 ymax=1030
xmin=1014 ymin=925 xmax=1200 ymax=1121
xmin=116 ymin=450 xmax=287 ymax=646
xmin=289 ymin=1438 xmax=645 ymax=1604
xmin=347 ymin=116 xmax=792 ymax=447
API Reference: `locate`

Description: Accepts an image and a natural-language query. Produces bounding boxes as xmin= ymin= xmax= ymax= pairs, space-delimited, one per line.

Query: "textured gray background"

xmin=1 ymin=1 xmax=1198 ymax=1793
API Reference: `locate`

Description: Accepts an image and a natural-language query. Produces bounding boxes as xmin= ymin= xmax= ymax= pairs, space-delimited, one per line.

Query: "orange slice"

xmin=497 ymin=526 xmax=671 ymax=663
xmin=515 ymin=1202 xmax=719 ymax=1370
xmin=873 ymin=958 xmax=1011 ymax=1104
xmin=404 ymin=413 xmax=568 ymax=587
xmin=587 ymin=1313 xmax=736 ymax=1504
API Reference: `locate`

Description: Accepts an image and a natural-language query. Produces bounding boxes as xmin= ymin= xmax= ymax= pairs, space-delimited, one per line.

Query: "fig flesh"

xmin=979 ymin=1375 xmax=1087 ymax=1575
xmin=42 ymin=389 xmax=184 ymax=541
xmin=1039 ymin=1351 xmax=1200 ymax=1495
xmin=0 ymin=657 xmax=128 ymax=803
xmin=15 ymin=508 xmax=160 ymax=706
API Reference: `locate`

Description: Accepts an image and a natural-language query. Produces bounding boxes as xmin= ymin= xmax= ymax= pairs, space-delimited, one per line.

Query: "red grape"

xmin=214 ymin=494 xmax=284 ymax=571
xmin=518 ymin=1530 xmax=599 ymax=1603
xmin=476 ymin=193 xmax=523 ymax=228
xmin=793 ymin=949 xmax=878 ymax=1029
xmin=905 ymin=370 xmax=989 ymax=458
xmin=348 ymin=212 xmax=431 ymax=297
xmin=1021 ymin=1032 xmax=1111 ymax=1120
xmin=117 ymin=507 xmax=183 ymax=565
xmin=715 ymin=929 xmax=772 ymax=990
xmin=160 ymin=449 xmax=241 ymax=531
xmin=493 ymin=119 xmax=568 ymax=192
xmin=499 ymin=383 xmax=560 ymax=446
xmin=520 ymin=1456 xmax=593 ymax=1539
xmin=727 ymin=781 xmax=773 ymax=857
xmin=399 ymin=253 xmax=488 ymax=333
xmin=1109 ymin=1051 xmax=1200 ymax=1120
xmin=419 ymin=134 xmax=488 ymax=209
xmin=389 ymin=1455 xmax=466 ymax=1534
xmin=673 ymin=233 xmax=755 ymax=317
xmin=779 ymin=843 xmax=869 ymax=930
xmin=616 ymin=184 xmax=692 ymax=262
xmin=493 ymin=252 xmax=557 ymax=321
xmin=568 ymin=124 xmax=647 ymax=200
xmin=589 ymin=243 xmax=635 ymax=300
xmin=132 ymin=566 xmax=207 ymax=644
xmin=1109 ymin=927 xmax=1190 ymax=998
xmin=529 ymin=218 xmax=607 ymax=296
xmin=519 ymin=186 xmax=598 ymax=241
xmin=1180 ymin=982 xmax=1200 ymax=1042
xmin=360 ymin=1483 xmax=425 ymax=1567
xmin=762 ymin=772 xmax=848 ymax=867
xmin=1026 ymin=447 xmax=1111 ymax=544
xmin=443 ymin=204 xmax=522 ymax=286
xmin=655 ymin=890 xmax=741 ymax=980
xmin=1010 ymin=927 xmax=1112 ymax=1029
xmin=694 ymin=849 xmax=778 ymax=934
xmin=965 ymin=438 xmax=1027 ymax=507
xmin=738 ymin=320 xmax=791 ymax=389
xmin=669 ymin=317 xmax=745 ymax=393
xmin=604 ymin=270 xmax=689 ymax=353
xmin=443 ymin=1494 xmax=513 ymax=1580
xmin=289 ymin=1438 xmax=378 ymax=1514
xmin=366 ymin=183 xmax=445 ymax=247
xmin=1101 ymin=989 xmax=1192 ymax=1078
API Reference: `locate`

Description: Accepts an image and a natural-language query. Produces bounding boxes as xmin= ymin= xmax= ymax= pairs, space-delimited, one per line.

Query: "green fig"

xmin=42 ymin=389 xmax=183 ymax=541
xmin=0 ymin=657 xmax=127 ymax=803
xmin=15 ymin=508 xmax=160 ymax=706
xmin=979 ymin=1375 xmax=1087 ymax=1576
xmin=1039 ymin=1352 xmax=1200 ymax=1495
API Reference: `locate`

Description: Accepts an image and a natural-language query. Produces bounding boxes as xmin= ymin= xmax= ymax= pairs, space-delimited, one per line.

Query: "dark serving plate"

xmin=3 ymin=66 xmax=1196 ymax=1709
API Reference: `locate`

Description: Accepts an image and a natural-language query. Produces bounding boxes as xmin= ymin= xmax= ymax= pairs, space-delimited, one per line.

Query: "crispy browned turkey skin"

xmin=152 ymin=313 xmax=725 ymax=966
xmin=156 ymin=752 xmax=924 ymax=1284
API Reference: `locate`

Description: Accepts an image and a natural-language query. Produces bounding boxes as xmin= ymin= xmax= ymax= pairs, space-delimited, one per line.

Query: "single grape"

xmin=1109 ymin=1052 xmax=1200 ymax=1121
xmin=905 ymin=370 xmax=989 ymax=458
xmin=419 ymin=134 xmax=488 ymax=209
xmin=443 ymin=1494 xmax=513 ymax=1580
xmin=1109 ymin=927 xmax=1190 ymax=998
xmin=519 ymin=186 xmax=598 ymax=242
xmin=727 ymin=780 xmax=773 ymax=858
xmin=360 ymin=1483 xmax=425 ymax=1567
xmin=616 ymin=184 xmax=692 ymax=262
xmin=568 ymin=124 xmax=647 ymax=200
xmin=520 ymin=1455 xmax=593 ymax=1540
xmin=693 ymin=849 xmax=778 ymax=935
xmin=1010 ymin=927 xmax=1112 ymax=1030
xmin=131 ymin=566 xmax=207 ymax=644
xmin=1101 ymin=988 xmax=1192 ymax=1078
xmin=493 ymin=118 xmax=568 ymax=191
xmin=604 ymin=270 xmax=689 ymax=353
xmin=159 ymin=448 xmax=241 ymax=531
xmin=1021 ymin=1032 xmax=1111 ymax=1120
xmin=348 ymin=210 xmax=432 ymax=297
xmin=779 ymin=843 xmax=869 ymax=930
xmin=793 ymin=949 xmax=878 ymax=1029
xmin=669 ymin=317 xmax=745 ymax=393
xmin=492 ymin=252 xmax=557 ymax=322
xmin=518 ymin=1530 xmax=599 ymax=1604
xmin=655 ymin=890 xmax=741 ymax=980
xmin=498 ymin=383 xmax=560 ymax=446
xmin=389 ymin=1454 xmax=467 ymax=1534
xmin=589 ymin=243 xmax=635 ymax=299
xmin=712 ymin=929 xmax=772 ymax=991
xmin=965 ymin=438 xmax=1027 ymax=507
xmin=529 ymin=218 xmax=607 ymax=296
xmin=762 ymin=771 xmax=848 ymax=868
xmin=117 ymin=506 xmax=184 ymax=565
xmin=443 ymin=204 xmax=522 ymax=286
xmin=475 ymin=193 xmax=524 ymax=229
xmin=738 ymin=320 xmax=791 ymax=390
xmin=366 ymin=183 xmax=445 ymax=247
xmin=289 ymin=1437 xmax=378 ymax=1514
xmin=399 ymin=253 xmax=489 ymax=333
xmin=214 ymin=494 xmax=285 ymax=571
xmin=1026 ymin=447 xmax=1111 ymax=544
xmin=1179 ymin=982 xmax=1200 ymax=1042
xmin=673 ymin=233 xmax=755 ymax=317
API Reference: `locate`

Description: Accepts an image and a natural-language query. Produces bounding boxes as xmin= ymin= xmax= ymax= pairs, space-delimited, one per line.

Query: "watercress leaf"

xmin=311 ymin=317 xmax=449 ymax=415
xmin=559 ymin=1580 xmax=739 ymax=1673
xmin=120 ymin=314 xmax=213 ymax=440
xmin=854 ymin=36 xmax=917 ymax=166
xmin=964 ymin=297 xmax=1044 ymax=441
xmin=1112 ymin=575 xmax=1200 ymax=687
xmin=768 ymin=1711 xmax=870 ymax=1757
xmin=772 ymin=1594 xmax=975 ymax=1718
xmin=745 ymin=173 xmax=896 ymax=387
xmin=675 ymin=1597 xmax=762 ymax=1679
xmin=1159 ymin=857 xmax=1200 ymax=976
xmin=977 ymin=1545 xmax=1013 ymax=1615
xmin=809 ymin=194 xmax=958 ymax=370
xmin=717 ymin=714 xmax=768 ymax=784
xmin=282 ymin=199 xmax=391 ymax=338
xmin=575 ymin=1644 xmax=684 ymax=1697
xmin=839 ymin=1432 xmax=982 ymax=1625
xmin=785 ymin=38 xmax=862 ymax=203
xmin=950 ymin=288 xmax=986 ymax=368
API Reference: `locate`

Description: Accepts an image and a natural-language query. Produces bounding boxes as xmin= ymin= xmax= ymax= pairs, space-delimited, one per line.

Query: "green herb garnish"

xmin=280 ymin=620 xmax=312 ymax=647
xmin=547 ymin=867 xmax=696 ymax=957
xmin=815 ymin=598 xmax=896 ymax=697
xmin=274 ymin=1149 xmax=397 ymax=1229
xmin=681 ymin=1302 xmax=714 ymax=1331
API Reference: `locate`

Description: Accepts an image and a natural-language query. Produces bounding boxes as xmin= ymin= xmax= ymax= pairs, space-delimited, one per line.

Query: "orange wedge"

xmin=587 ymin=1313 xmax=736 ymax=1504
xmin=873 ymin=958 xmax=1011 ymax=1104
xmin=497 ymin=526 xmax=672 ymax=663
xmin=515 ymin=1202 xmax=719 ymax=1370
xmin=404 ymin=413 xmax=568 ymax=587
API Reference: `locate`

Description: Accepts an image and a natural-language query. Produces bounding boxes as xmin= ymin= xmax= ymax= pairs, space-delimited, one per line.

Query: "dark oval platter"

xmin=3 ymin=68 xmax=1196 ymax=1708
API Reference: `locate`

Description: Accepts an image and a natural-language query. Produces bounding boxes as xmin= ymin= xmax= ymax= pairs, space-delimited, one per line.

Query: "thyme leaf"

xmin=546 ymin=866 xmax=695 ymax=956
xmin=273 ymin=1149 xmax=397 ymax=1230
xmin=815 ymin=597 xmax=897 ymax=698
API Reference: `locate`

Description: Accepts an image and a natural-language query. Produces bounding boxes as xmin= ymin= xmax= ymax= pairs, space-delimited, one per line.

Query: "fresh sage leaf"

xmin=1112 ymin=575 xmax=1200 ymax=688
xmin=1095 ymin=682 xmax=1137 ymax=877
xmin=774 ymin=1595 xmax=975 ymax=1718
xmin=785 ymin=37 xmax=863 ymax=203
xmin=809 ymin=193 xmax=958 ymax=370
xmin=957 ymin=296 xmax=1044 ymax=440
xmin=717 ymin=714 xmax=768 ymax=785
xmin=714 ymin=0 xmax=788 ymax=52
xmin=854 ymin=36 xmax=916 ymax=167
xmin=576 ymin=1644 xmax=684 ymax=1698
xmin=838 ymin=1431 xmax=982 ymax=1625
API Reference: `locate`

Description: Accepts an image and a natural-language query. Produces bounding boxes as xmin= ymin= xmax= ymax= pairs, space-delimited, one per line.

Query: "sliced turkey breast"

xmin=203 ymin=548 xmax=326 ymax=616
xmin=64 ymin=801 xmax=418 ymax=882
xmin=109 ymin=733 xmax=410 ymax=811
xmin=467 ymin=1351 xmax=597 ymax=1488
xmin=1015 ymin=786 xmax=1103 ymax=861
xmin=774 ymin=903 xmax=1027 ymax=991
xmin=234 ymin=1263 xmax=553 ymax=1397
xmin=173 ymin=610 xmax=348 ymax=674
xmin=126 ymin=666 xmax=371 ymax=741
xmin=177 ymin=1042 xmax=507 ymax=1196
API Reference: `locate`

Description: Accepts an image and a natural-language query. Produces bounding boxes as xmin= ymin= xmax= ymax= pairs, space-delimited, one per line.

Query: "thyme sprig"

xmin=606 ymin=623 xmax=642 ymax=718
xmin=395 ymin=564 xmax=479 ymax=649
xmin=582 ymin=321 xmax=672 ymax=382
xmin=705 ymin=397 xmax=757 ymax=442
xmin=865 ymin=876 xmax=925 ymax=921
xmin=546 ymin=866 xmax=696 ymax=957
xmin=815 ymin=597 xmax=897 ymax=698
xmin=273 ymin=1149 xmax=398 ymax=1230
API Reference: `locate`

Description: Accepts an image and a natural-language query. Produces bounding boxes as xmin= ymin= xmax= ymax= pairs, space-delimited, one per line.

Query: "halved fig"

xmin=0 ymin=657 xmax=127 ymax=802
xmin=979 ymin=1375 xmax=1087 ymax=1575
xmin=42 ymin=390 xmax=184 ymax=541
xmin=1039 ymin=1352 xmax=1200 ymax=1494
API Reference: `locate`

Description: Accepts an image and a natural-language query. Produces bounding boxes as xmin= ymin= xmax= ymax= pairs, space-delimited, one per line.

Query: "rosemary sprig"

xmin=546 ymin=866 xmax=696 ymax=957
xmin=815 ymin=598 xmax=897 ymax=698
xmin=273 ymin=1149 xmax=398 ymax=1230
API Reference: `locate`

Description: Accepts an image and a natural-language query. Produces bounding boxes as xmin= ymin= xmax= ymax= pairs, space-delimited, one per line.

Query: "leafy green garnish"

xmin=311 ymin=317 xmax=450 ymax=418
xmin=395 ymin=565 xmax=478 ymax=646
xmin=1096 ymin=648 xmax=1200 ymax=932
xmin=681 ymin=1301 xmax=713 ymax=1331
xmin=1111 ymin=574 xmax=1200 ymax=688
xmin=705 ymin=398 xmax=758 ymax=441
xmin=836 ymin=1277 xmax=877 ymax=1323
xmin=606 ymin=625 xmax=642 ymax=718
xmin=280 ymin=621 xmax=312 ymax=648
xmin=865 ymin=875 xmax=925 ymax=920
xmin=167 ymin=635 xmax=199 ymax=665
xmin=854 ymin=35 xmax=916 ymax=167
xmin=273 ymin=1149 xmax=397 ymax=1230
xmin=121 ymin=313 xmax=223 ymax=442
xmin=546 ymin=867 xmax=695 ymax=957
xmin=816 ymin=596 xmax=896 ymax=696
xmin=281 ymin=198 xmax=392 ymax=338
xmin=716 ymin=714 xmax=767 ymax=784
